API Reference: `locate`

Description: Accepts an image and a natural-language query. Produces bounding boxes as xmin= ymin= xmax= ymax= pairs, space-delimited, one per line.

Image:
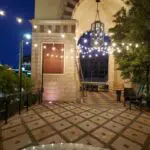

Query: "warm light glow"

xmin=70 ymin=49 xmax=73 ymax=53
xmin=0 ymin=10 xmax=5 ymax=16
xmin=135 ymin=44 xmax=139 ymax=48
xmin=52 ymin=46 xmax=56 ymax=51
xmin=112 ymin=43 xmax=117 ymax=47
xmin=61 ymin=48 xmax=64 ymax=52
xmin=16 ymin=17 xmax=23 ymax=24
xmin=48 ymin=30 xmax=52 ymax=34
xmin=94 ymin=41 xmax=98 ymax=45
xmin=61 ymin=34 xmax=65 ymax=38
xmin=122 ymin=43 xmax=125 ymax=46
xmin=46 ymin=53 xmax=50 ymax=57
xmin=34 ymin=44 xmax=38 ymax=47
xmin=33 ymin=25 xmax=38 ymax=29
xmin=43 ymin=46 xmax=47 ymax=49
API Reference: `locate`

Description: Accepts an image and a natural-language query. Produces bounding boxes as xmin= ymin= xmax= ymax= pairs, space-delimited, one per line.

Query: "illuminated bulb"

xmin=60 ymin=55 xmax=63 ymax=59
xmin=84 ymin=39 xmax=88 ymax=43
xmin=90 ymin=33 xmax=92 ymax=36
xmin=126 ymin=46 xmax=129 ymax=50
xmin=95 ymin=54 xmax=98 ymax=57
xmin=61 ymin=34 xmax=65 ymax=38
xmin=129 ymin=43 xmax=132 ymax=46
xmin=94 ymin=41 xmax=98 ymax=45
xmin=0 ymin=10 xmax=5 ymax=16
xmin=104 ymin=42 xmax=108 ymax=46
xmin=122 ymin=43 xmax=125 ymax=46
xmin=56 ymin=55 xmax=58 ymax=58
xmin=34 ymin=44 xmax=38 ymax=47
xmin=85 ymin=32 xmax=88 ymax=35
xmin=82 ymin=55 xmax=85 ymax=58
xmin=61 ymin=48 xmax=64 ymax=52
xmin=16 ymin=17 xmax=23 ymax=24
xmin=46 ymin=53 xmax=49 ymax=57
xmin=48 ymin=30 xmax=52 ymax=34
xmin=102 ymin=53 xmax=105 ymax=56
xmin=135 ymin=44 xmax=139 ymax=48
xmin=112 ymin=43 xmax=117 ymax=47
xmin=43 ymin=46 xmax=46 ymax=49
xmin=117 ymin=49 xmax=121 ymax=53
xmin=89 ymin=55 xmax=92 ymax=58
xmin=33 ymin=25 xmax=38 ymax=29
xmin=25 ymin=41 xmax=29 ymax=45
xmin=52 ymin=47 xmax=56 ymax=51
xmin=51 ymin=54 xmax=54 ymax=57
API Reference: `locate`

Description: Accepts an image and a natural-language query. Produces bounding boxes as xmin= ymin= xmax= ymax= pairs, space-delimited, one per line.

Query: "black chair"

xmin=124 ymin=88 xmax=143 ymax=110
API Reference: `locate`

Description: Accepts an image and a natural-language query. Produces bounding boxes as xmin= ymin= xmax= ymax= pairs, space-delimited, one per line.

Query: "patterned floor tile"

xmin=1 ymin=119 xmax=21 ymax=130
xmin=40 ymin=111 xmax=55 ymax=118
xmin=77 ymin=135 xmax=104 ymax=147
xmin=53 ymin=108 xmax=66 ymax=113
xmin=61 ymin=126 xmax=85 ymax=142
xmin=78 ymin=120 xmax=98 ymax=132
xmin=141 ymin=113 xmax=150 ymax=119
xmin=136 ymin=117 xmax=150 ymax=126
xmin=21 ymin=110 xmax=35 ymax=117
xmin=113 ymin=116 xmax=131 ymax=126
xmin=34 ymin=107 xmax=48 ymax=113
xmin=104 ymin=121 xmax=125 ymax=133
xmin=52 ymin=120 xmax=72 ymax=131
xmin=31 ymin=125 xmax=55 ymax=141
xmin=39 ymin=134 xmax=66 ymax=144
xmin=2 ymin=134 xmax=32 ymax=150
xmin=26 ymin=119 xmax=46 ymax=130
xmin=22 ymin=115 xmax=40 ymax=123
xmin=80 ymin=106 xmax=91 ymax=110
xmin=59 ymin=111 xmax=74 ymax=118
xmin=90 ymin=116 xmax=107 ymax=125
xmin=120 ymin=113 xmax=136 ymax=120
xmin=71 ymin=108 xmax=85 ymax=113
xmin=107 ymin=109 xmax=122 ymax=115
xmin=100 ymin=112 xmax=115 ymax=119
xmin=130 ymin=122 xmax=150 ymax=134
xmin=89 ymin=109 xmax=104 ymax=114
xmin=67 ymin=116 xmax=85 ymax=124
xmin=47 ymin=105 xmax=59 ymax=110
xmin=80 ymin=112 xmax=95 ymax=119
xmin=112 ymin=137 xmax=142 ymax=150
xmin=92 ymin=127 xmax=116 ymax=143
xmin=125 ymin=110 xmax=141 ymax=115
xmin=123 ymin=128 xmax=148 ymax=145
xmin=2 ymin=125 xmax=26 ymax=140
xmin=64 ymin=105 xmax=76 ymax=110
xmin=45 ymin=115 xmax=62 ymax=124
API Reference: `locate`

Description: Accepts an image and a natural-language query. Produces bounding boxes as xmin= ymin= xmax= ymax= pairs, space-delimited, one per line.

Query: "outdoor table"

xmin=25 ymin=144 xmax=109 ymax=150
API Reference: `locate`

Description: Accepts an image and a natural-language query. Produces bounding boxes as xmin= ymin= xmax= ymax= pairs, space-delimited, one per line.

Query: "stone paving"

xmin=0 ymin=92 xmax=150 ymax=150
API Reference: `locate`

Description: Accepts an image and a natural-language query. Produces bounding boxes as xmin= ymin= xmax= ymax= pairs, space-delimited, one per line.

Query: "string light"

xmin=16 ymin=17 xmax=23 ymax=24
xmin=52 ymin=46 xmax=56 ymax=51
xmin=34 ymin=44 xmax=38 ymax=47
xmin=0 ymin=10 xmax=5 ymax=16
xmin=135 ymin=43 xmax=139 ymax=48
xmin=83 ymin=38 xmax=88 ymax=43
xmin=43 ymin=46 xmax=47 ymax=49
xmin=33 ymin=25 xmax=38 ymax=29
xmin=48 ymin=30 xmax=52 ymax=34
xmin=61 ymin=34 xmax=65 ymax=38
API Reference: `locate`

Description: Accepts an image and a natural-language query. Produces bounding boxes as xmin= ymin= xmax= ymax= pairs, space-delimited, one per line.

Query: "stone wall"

xmin=31 ymin=20 xmax=80 ymax=102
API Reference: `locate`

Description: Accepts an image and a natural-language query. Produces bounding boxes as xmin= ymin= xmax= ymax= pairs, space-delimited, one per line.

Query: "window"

xmin=43 ymin=43 xmax=64 ymax=74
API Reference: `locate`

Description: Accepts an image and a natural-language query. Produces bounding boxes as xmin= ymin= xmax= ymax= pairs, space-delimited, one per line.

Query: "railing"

xmin=0 ymin=89 xmax=42 ymax=124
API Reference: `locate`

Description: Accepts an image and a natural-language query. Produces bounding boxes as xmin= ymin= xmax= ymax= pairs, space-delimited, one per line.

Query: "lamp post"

xmin=19 ymin=33 xmax=31 ymax=114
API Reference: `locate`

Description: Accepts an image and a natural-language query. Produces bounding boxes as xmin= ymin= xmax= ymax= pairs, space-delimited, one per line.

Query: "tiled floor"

xmin=0 ymin=92 xmax=150 ymax=150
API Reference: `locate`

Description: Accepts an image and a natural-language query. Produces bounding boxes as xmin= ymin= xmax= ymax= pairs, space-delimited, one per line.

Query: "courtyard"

xmin=0 ymin=92 xmax=150 ymax=150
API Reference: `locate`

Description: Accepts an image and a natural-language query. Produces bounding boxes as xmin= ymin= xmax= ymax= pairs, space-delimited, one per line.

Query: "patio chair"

xmin=124 ymin=85 xmax=144 ymax=110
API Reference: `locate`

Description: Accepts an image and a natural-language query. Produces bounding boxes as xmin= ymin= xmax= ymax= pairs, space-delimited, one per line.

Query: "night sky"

xmin=0 ymin=0 xmax=34 ymax=68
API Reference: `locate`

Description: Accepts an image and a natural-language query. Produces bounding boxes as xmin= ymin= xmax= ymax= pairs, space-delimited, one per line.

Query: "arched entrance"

xmin=31 ymin=0 xmax=126 ymax=102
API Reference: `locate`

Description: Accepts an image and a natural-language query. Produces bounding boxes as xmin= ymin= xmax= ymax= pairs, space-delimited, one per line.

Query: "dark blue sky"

xmin=0 ymin=0 xmax=34 ymax=68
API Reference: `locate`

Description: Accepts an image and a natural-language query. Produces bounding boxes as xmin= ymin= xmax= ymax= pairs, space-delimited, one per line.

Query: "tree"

xmin=109 ymin=0 xmax=150 ymax=95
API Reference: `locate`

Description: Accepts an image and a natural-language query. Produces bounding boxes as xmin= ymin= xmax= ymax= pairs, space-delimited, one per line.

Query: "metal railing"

xmin=0 ymin=89 xmax=42 ymax=124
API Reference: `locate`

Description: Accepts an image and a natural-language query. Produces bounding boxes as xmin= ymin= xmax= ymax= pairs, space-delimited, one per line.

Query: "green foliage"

xmin=0 ymin=65 xmax=34 ymax=94
xmin=22 ymin=73 xmax=34 ymax=92
xmin=109 ymin=0 xmax=150 ymax=95
xmin=0 ymin=66 xmax=18 ymax=94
